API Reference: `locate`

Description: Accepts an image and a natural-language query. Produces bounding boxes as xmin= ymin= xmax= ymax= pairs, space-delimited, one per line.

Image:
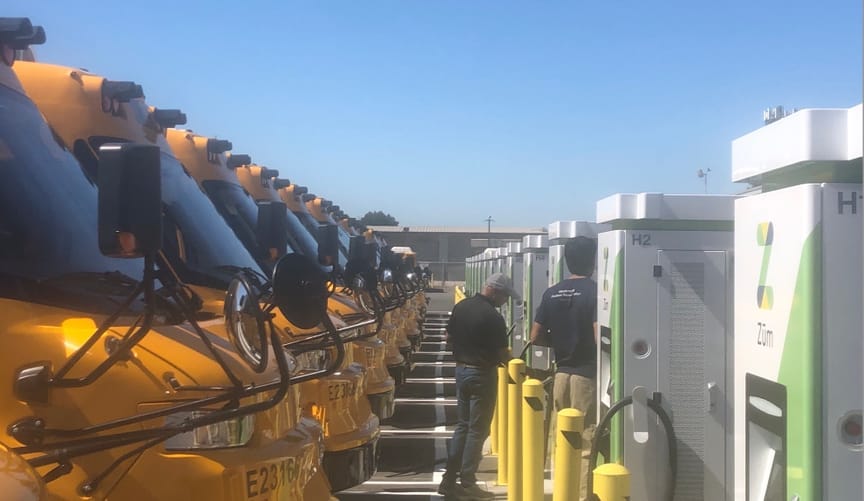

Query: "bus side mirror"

xmin=317 ymin=224 xmax=339 ymax=266
xmin=272 ymin=253 xmax=328 ymax=329
xmin=364 ymin=243 xmax=381 ymax=268
xmin=97 ymin=143 xmax=162 ymax=258
xmin=256 ymin=201 xmax=289 ymax=257
xmin=348 ymin=235 xmax=365 ymax=262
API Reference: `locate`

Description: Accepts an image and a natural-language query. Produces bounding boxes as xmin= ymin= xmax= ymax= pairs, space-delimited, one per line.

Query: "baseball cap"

xmin=485 ymin=272 xmax=521 ymax=300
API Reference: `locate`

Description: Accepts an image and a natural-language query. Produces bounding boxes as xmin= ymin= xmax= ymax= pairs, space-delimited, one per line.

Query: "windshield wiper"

xmin=43 ymin=270 xmax=201 ymax=325
xmin=213 ymin=264 xmax=268 ymax=286
xmin=40 ymin=271 xmax=141 ymax=292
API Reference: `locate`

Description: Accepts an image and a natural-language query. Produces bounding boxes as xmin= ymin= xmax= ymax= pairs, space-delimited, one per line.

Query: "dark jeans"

xmin=444 ymin=365 xmax=497 ymax=487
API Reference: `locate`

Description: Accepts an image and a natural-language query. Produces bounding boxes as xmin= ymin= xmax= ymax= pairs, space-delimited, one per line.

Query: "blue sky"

xmin=10 ymin=1 xmax=861 ymax=228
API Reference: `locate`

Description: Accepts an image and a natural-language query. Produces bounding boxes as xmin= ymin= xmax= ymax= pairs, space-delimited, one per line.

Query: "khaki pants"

xmin=551 ymin=372 xmax=596 ymax=501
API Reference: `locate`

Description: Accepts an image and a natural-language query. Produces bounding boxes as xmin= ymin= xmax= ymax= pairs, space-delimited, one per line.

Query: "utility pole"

xmin=484 ymin=216 xmax=494 ymax=247
xmin=697 ymin=168 xmax=711 ymax=194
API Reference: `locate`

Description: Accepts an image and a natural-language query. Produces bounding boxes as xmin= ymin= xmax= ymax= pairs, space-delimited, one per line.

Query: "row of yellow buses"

xmin=0 ymin=17 xmax=426 ymax=500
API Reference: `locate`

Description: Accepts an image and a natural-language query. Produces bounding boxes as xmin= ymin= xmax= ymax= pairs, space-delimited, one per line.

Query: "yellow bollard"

xmin=491 ymin=400 xmax=499 ymax=455
xmin=553 ymin=409 xmax=584 ymax=501
xmin=507 ymin=359 xmax=526 ymax=501
xmin=522 ymin=378 xmax=544 ymax=501
xmin=592 ymin=463 xmax=630 ymax=501
xmin=497 ymin=365 xmax=508 ymax=486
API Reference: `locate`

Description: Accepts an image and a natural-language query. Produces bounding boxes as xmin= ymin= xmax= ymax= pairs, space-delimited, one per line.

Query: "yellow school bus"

xmin=162 ymin=131 xmax=387 ymax=488
xmin=306 ymin=197 xmax=419 ymax=368
xmin=280 ymin=185 xmax=411 ymax=384
xmin=331 ymin=211 xmax=425 ymax=355
xmin=389 ymin=246 xmax=428 ymax=348
xmin=11 ymin=57 xmax=337 ymax=499
xmin=228 ymin=163 xmax=398 ymax=412
xmin=378 ymin=242 xmax=428 ymax=362
xmin=163 ymin=132 xmax=396 ymax=423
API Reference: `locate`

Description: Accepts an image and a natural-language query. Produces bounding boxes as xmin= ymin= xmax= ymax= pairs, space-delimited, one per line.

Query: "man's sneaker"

xmin=460 ymin=483 xmax=495 ymax=499
xmin=437 ymin=481 xmax=460 ymax=498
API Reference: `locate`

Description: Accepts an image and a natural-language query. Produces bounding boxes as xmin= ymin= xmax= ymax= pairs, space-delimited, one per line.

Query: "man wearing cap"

xmin=530 ymin=236 xmax=597 ymax=500
xmin=438 ymin=272 xmax=518 ymax=500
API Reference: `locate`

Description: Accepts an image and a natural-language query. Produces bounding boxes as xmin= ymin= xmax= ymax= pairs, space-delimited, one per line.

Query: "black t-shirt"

xmin=534 ymin=277 xmax=597 ymax=378
xmin=447 ymin=294 xmax=508 ymax=368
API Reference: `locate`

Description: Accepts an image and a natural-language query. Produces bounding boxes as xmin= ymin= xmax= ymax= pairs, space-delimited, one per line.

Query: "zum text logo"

xmin=756 ymin=222 xmax=774 ymax=309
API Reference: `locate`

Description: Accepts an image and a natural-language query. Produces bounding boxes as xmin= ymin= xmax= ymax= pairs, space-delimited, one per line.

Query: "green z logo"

xmin=756 ymin=222 xmax=774 ymax=309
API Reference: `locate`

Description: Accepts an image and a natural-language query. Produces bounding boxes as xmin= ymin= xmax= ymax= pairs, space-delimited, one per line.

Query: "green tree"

xmin=360 ymin=211 xmax=399 ymax=226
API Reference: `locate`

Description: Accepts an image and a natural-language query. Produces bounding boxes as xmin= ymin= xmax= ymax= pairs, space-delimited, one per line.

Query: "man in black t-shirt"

xmin=438 ymin=272 xmax=517 ymax=500
xmin=530 ymin=236 xmax=597 ymax=500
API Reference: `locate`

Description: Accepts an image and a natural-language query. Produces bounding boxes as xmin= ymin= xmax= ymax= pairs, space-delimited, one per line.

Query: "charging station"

xmin=474 ymin=249 xmax=490 ymax=296
xmin=501 ymin=242 xmax=525 ymax=354
xmin=490 ymin=247 xmax=502 ymax=278
xmin=732 ymin=104 xmax=863 ymax=501
xmin=499 ymin=245 xmax=512 ymax=325
xmin=521 ymin=234 xmax=549 ymax=370
xmin=483 ymin=248 xmax=495 ymax=289
xmin=596 ymin=192 xmax=736 ymax=501
xmin=547 ymin=220 xmax=606 ymax=285
xmin=500 ymin=242 xmax=525 ymax=346
xmin=465 ymin=254 xmax=476 ymax=296
xmin=480 ymin=253 xmax=486 ymax=286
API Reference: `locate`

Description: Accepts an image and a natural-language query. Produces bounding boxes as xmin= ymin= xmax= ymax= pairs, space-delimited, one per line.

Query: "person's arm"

xmin=496 ymin=346 xmax=512 ymax=365
xmin=531 ymin=294 xmax=549 ymax=344
xmin=445 ymin=304 xmax=461 ymax=346
xmin=529 ymin=321 xmax=544 ymax=343
xmin=493 ymin=314 xmax=512 ymax=365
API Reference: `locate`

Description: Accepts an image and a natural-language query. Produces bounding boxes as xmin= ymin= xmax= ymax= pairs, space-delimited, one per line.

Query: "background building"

xmin=368 ymin=225 xmax=546 ymax=284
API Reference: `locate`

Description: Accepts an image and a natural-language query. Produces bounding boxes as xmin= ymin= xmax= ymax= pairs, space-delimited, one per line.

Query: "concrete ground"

xmin=426 ymin=284 xmax=459 ymax=313
xmin=473 ymin=450 xmax=555 ymax=500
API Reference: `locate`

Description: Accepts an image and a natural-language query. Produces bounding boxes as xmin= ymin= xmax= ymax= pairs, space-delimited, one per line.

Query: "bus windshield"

xmin=283 ymin=208 xmax=321 ymax=261
xmin=158 ymin=152 xmax=266 ymax=287
xmin=0 ymin=83 xmax=143 ymax=283
xmin=293 ymin=211 xmax=348 ymax=270
xmin=336 ymin=226 xmax=351 ymax=265
xmin=200 ymin=180 xmax=304 ymax=273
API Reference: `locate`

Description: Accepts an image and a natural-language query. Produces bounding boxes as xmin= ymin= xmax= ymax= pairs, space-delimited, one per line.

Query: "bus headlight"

xmin=353 ymin=289 xmax=375 ymax=316
xmin=164 ymin=412 xmax=254 ymax=450
xmin=294 ymin=349 xmax=332 ymax=372
xmin=283 ymin=349 xmax=299 ymax=376
xmin=224 ymin=277 xmax=268 ymax=372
